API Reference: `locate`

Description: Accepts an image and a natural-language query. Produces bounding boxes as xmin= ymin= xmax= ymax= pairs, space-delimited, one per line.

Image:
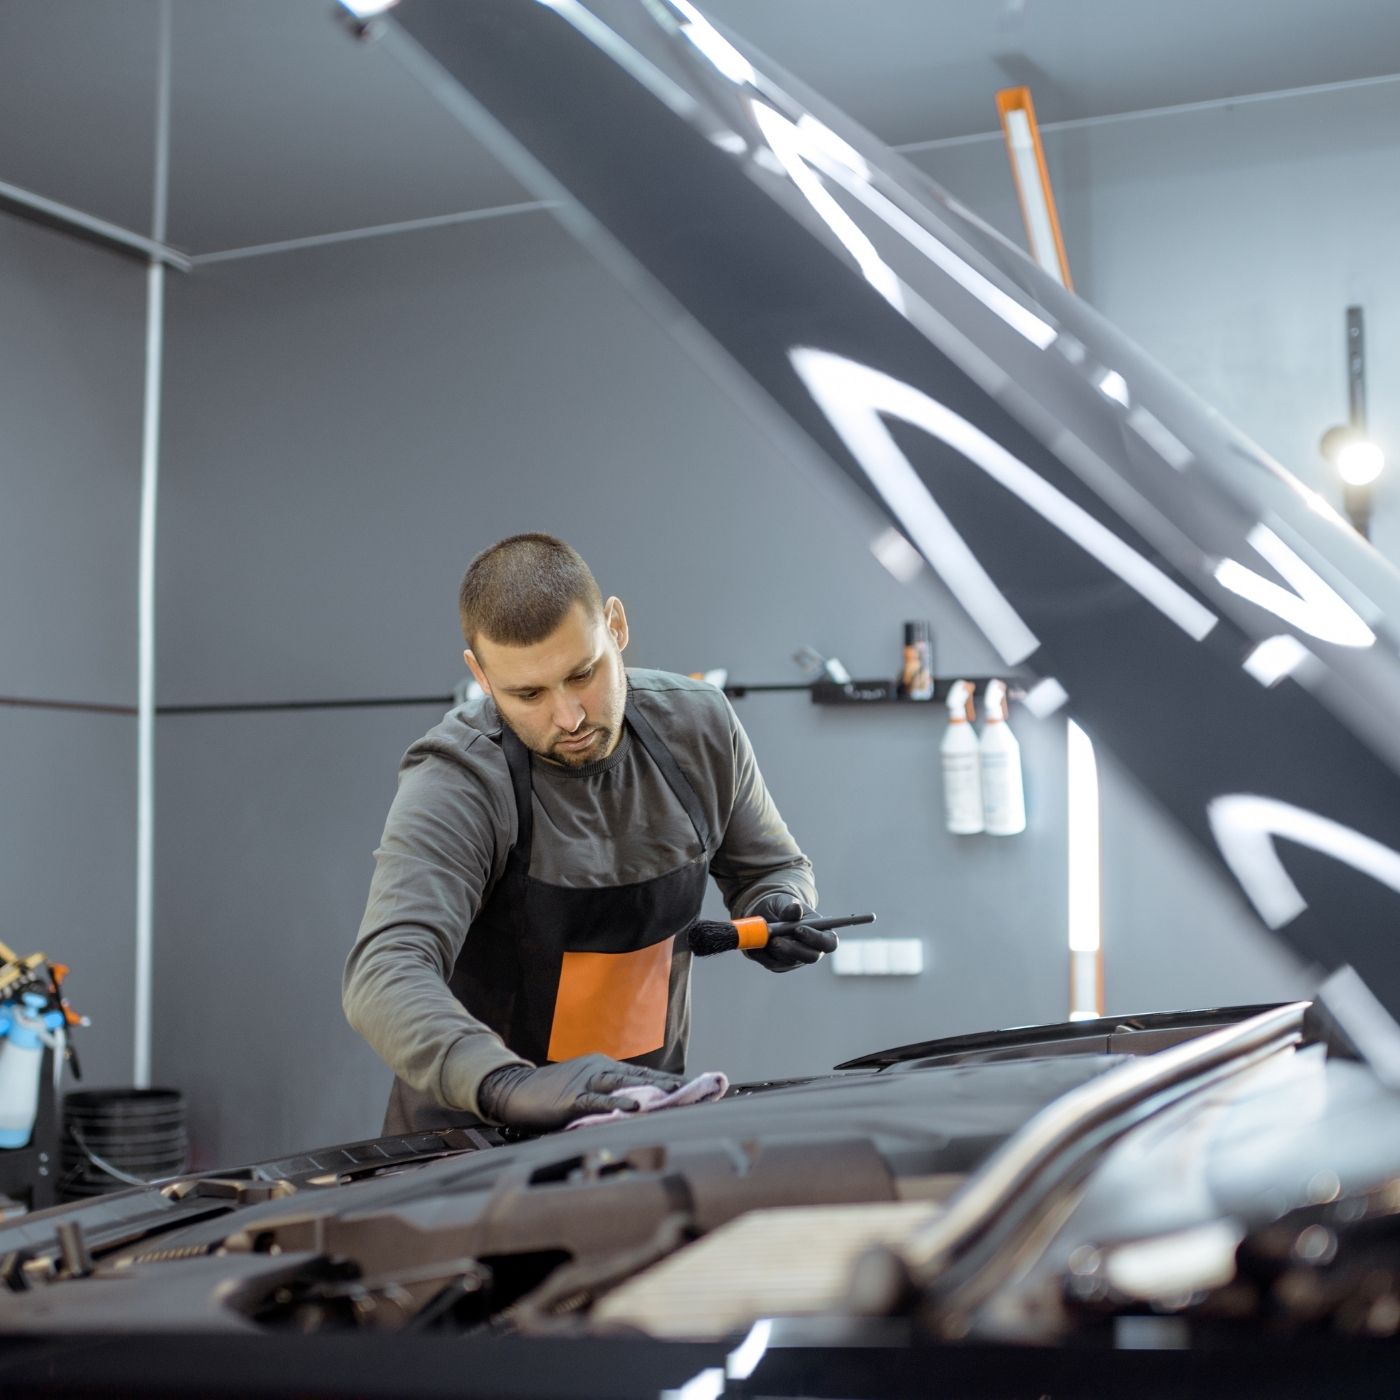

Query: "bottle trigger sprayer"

xmin=980 ymin=679 xmax=1027 ymax=835
xmin=941 ymin=680 xmax=985 ymax=834
xmin=0 ymin=991 xmax=65 ymax=1150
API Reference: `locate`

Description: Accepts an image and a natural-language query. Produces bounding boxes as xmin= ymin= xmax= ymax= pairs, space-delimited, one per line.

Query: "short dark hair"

xmin=459 ymin=534 xmax=603 ymax=648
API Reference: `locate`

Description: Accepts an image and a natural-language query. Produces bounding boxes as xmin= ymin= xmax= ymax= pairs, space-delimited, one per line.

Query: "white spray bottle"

xmin=980 ymin=679 xmax=1027 ymax=835
xmin=941 ymin=680 xmax=984 ymax=834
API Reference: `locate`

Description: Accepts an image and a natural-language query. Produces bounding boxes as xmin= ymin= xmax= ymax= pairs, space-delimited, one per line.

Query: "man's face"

xmin=465 ymin=598 xmax=629 ymax=768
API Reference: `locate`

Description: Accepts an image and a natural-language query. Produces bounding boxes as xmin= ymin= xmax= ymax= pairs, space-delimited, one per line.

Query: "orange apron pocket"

xmin=547 ymin=936 xmax=674 ymax=1063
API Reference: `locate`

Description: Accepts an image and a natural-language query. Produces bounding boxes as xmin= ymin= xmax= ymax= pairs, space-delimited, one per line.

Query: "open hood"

xmin=364 ymin=0 xmax=1400 ymax=1020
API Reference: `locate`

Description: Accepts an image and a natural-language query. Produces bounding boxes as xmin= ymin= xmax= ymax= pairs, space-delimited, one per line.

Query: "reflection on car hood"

xmin=378 ymin=0 xmax=1400 ymax=1018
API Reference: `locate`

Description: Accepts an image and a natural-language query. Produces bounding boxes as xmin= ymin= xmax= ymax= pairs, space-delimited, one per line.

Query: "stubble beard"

xmin=546 ymin=723 xmax=615 ymax=768
xmin=516 ymin=665 xmax=627 ymax=769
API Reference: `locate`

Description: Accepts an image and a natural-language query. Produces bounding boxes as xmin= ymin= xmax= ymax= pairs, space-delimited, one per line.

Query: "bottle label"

xmin=943 ymin=751 xmax=984 ymax=833
xmin=981 ymin=750 xmax=1026 ymax=835
xmin=898 ymin=644 xmax=934 ymax=701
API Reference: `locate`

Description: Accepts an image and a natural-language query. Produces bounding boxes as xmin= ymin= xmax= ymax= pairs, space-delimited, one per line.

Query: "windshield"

xmin=378 ymin=0 xmax=1400 ymax=1021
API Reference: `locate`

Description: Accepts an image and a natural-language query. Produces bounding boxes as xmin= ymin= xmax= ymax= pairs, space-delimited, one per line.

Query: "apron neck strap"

xmin=624 ymin=693 xmax=714 ymax=851
xmin=500 ymin=723 xmax=535 ymax=860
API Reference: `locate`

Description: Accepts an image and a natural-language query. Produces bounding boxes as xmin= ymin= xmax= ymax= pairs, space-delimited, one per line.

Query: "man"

xmin=344 ymin=533 xmax=832 ymax=1133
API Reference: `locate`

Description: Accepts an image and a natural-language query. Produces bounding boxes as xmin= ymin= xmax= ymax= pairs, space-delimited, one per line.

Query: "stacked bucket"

xmin=60 ymin=1089 xmax=188 ymax=1200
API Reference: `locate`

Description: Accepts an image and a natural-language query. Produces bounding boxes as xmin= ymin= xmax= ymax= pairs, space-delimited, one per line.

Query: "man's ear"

xmin=464 ymin=649 xmax=492 ymax=695
xmin=604 ymin=596 xmax=629 ymax=653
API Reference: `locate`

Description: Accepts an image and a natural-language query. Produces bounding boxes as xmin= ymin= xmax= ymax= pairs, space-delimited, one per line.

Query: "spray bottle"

xmin=0 ymin=991 xmax=65 ymax=1149
xmin=980 ymin=679 xmax=1027 ymax=835
xmin=941 ymin=680 xmax=984 ymax=834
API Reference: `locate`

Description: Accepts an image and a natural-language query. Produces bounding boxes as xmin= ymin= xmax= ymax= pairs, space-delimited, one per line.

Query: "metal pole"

xmin=1343 ymin=306 xmax=1373 ymax=540
xmin=1346 ymin=305 xmax=1367 ymax=432
xmin=135 ymin=0 xmax=172 ymax=1089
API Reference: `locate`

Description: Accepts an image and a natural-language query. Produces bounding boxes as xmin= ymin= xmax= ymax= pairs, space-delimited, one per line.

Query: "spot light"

xmin=1322 ymin=429 xmax=1385 ymax=488
xmin=1319 ymin=306 xmax=1384 ymax=537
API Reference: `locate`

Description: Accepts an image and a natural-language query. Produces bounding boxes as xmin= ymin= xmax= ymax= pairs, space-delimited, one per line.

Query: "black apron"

xmin=383 ymin=695 xmax=713 ymax=1134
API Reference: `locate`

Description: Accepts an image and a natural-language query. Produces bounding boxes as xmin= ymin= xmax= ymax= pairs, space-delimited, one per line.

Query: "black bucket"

xmin=61 ymin=1089 xmax=188 ymax=1201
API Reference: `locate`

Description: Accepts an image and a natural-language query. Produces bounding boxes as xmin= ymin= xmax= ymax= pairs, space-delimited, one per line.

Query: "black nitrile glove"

xmin=743 ymin=896 xmax=837 ymax=973
xmin=476 ymin=1054 xmax=687 ymax=1130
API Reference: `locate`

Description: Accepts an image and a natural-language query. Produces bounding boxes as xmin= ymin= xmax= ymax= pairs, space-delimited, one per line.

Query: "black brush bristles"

xmin=686 ymin=920 xmax=742 ymax=957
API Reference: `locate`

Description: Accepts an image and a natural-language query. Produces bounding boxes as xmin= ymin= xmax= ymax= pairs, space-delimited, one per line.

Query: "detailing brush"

xmin=685 ymin=912 xmax=876 ymax=957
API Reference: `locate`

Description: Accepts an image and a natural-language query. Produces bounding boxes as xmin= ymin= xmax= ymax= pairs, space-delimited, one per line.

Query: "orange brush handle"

xmin=730 ymin=917 xmax=770 ymax=950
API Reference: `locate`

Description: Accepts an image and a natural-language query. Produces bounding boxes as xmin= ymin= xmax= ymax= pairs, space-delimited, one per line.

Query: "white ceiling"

xmin=3 ymin=0 xmax=1399 ymax=254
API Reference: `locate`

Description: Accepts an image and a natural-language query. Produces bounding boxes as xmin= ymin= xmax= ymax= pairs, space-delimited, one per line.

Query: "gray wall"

xmin=152 ymin=707 xmax=433 ymax=1169
xmin=0 ymin=214 xmax=146 ymax=1088
xmin=155 ymin=213 xmax=993 ymax=706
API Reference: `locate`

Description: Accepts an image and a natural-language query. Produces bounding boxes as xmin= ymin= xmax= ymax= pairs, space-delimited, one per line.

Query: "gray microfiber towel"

xmin=565 ymin=1071 xmax=730 ymax=1130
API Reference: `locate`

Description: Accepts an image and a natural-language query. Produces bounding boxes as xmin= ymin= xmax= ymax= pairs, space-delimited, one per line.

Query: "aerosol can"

xmin=0 ymin=992 xmax=64 ymax=1149
xmin=980 ymin=679 xmax=1027 ymax=835
xmin=941 ymin=680 xmax=984 ymax=834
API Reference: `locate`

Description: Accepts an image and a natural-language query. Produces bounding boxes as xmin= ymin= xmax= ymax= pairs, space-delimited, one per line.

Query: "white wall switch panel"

xmin=830 ymin=937 xmax=924 ymax=976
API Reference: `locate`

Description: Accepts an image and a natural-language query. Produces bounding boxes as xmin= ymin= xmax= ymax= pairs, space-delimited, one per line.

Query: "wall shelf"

xmin=720 ymin=678 xmax=1019 ymax=706
xmin=810 ymin=677 xmax=1012 ymax=706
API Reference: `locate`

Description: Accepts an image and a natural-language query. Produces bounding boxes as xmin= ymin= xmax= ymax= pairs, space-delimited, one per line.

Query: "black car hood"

xmin=0 ymin=1053 xmax=1121 ymax=1332
xmin=370 ymin=0 xmax=1400 ymax=1021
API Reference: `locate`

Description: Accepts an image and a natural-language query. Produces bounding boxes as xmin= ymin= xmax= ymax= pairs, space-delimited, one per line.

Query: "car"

xmin=5 ymin=3 xmax=1400 ymax=1395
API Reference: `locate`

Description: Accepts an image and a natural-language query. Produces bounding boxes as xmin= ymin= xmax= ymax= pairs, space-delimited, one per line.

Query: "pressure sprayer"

xmin=980 ymin=679 xmax=1027 ymax=835
xmin=941 ymin=679 xmax=984 ymax=834
xmin=0 ymin=992 xmax=66 ymax=1149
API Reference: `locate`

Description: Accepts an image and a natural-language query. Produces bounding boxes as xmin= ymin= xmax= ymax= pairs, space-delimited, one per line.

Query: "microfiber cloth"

xmin=566 ymin=1071 xmax=730 ymax=1130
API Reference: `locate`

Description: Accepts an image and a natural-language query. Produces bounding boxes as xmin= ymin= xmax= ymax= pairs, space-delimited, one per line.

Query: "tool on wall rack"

xmin=0 ymin=937 xmax=89 ymax=1152
xmin=980 ymin=678 xmax=1027 ymax=836
xmin=0 ymin=940 xmax=46 ymax=1002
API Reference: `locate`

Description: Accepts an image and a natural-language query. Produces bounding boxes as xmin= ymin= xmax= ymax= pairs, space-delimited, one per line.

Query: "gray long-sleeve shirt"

xmin=343 ymin=668 xmax=816 ymax=1118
